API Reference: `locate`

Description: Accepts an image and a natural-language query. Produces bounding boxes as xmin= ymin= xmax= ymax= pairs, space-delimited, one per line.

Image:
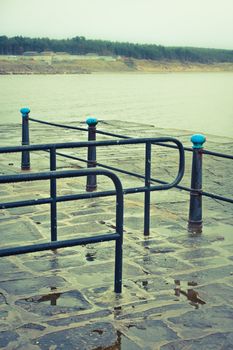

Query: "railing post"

xmin=50 ymin=147 xmax=57 ymax=241
xmin=20 ymin=107 xmax=30 ymax=170
xmin=188 ymin=134 xmax=206 ymax=233
xmin=144 ymin=141 xmax=151 ymax=236
xmin=114 ymin=172 xmax=124 ymax=294
xmin=86 ymin=117 xmax=98 ymax=192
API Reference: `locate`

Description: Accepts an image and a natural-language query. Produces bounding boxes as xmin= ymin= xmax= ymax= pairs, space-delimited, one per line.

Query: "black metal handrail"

xmin=29 ymin=117 xmax=233 ymax=160
xmin=22 ymin=111 xmax=233 ymax=233
xmin=0 ymin=168 xmax=124 ymax=293
xmin=20 ymin=122 xmax=233 ymax=205
xmin=0 ymin=137 xmax=185 ymax=235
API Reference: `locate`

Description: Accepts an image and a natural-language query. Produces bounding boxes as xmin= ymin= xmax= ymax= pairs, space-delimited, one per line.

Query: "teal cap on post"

xmin=20 ymin=107 xmax=30 ymax=117
xmin=191 ymin=134 xmax=206 ymax=149
xmin=86 ymin=117 xmax=98 ymax=126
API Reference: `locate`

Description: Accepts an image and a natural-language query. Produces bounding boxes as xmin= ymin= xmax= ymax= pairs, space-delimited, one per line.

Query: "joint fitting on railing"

xmin=188 ymin=220 xmax=203 ymax=234
xmin=191 ymin=134 xmax=206 ymax=149
xmin=20 ymin=107 xmax=30 ymax=118
xmin=86 ymin=117 xmax=98 ymax=127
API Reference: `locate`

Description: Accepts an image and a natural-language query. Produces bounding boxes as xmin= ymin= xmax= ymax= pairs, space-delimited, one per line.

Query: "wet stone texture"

xmin=33 ymin=322 xmax=118 ymax=350
xmin=0 ymin=120 xmax=233 ymax=349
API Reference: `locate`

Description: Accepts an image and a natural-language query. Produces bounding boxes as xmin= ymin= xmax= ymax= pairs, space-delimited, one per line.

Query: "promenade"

xmin=0 ymin=119 xmax=232 ymax=349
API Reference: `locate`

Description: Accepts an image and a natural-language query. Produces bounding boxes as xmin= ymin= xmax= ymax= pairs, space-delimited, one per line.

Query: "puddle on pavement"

xmin=24 ymin=287 xmax=89 ymax=309
xmin=85 ymin=250 xmax=97 ymax=262
xmin=36 ymin=291 xmax=61 ymax=306
xmin=25 ymin=289 xmax=62 ymax=306
xmin=174 ymin=279 xmax=206 ymax=309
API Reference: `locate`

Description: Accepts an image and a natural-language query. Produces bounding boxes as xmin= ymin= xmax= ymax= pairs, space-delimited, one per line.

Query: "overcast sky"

xmin=1 ymin=0 xmax=233 ymax=50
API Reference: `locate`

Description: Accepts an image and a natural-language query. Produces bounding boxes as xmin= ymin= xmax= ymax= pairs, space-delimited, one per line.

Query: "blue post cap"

xmin=191 ymin=134 xmax=206 ymax=149
xmin=20 ymin=107 xmax=30 ymax=117
xmin=86 ymin=117 xmax=98 ymax=126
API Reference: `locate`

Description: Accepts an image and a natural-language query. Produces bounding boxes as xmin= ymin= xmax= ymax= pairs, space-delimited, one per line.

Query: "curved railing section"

xmin=0 ymin=168 xmax=124 ymax=293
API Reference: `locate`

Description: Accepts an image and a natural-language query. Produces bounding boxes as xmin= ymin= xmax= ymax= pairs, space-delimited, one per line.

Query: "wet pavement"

xmin=0 ymin=119 xmax=233 ymax=349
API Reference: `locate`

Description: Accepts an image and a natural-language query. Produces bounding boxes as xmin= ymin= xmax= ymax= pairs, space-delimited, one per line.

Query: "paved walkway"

xmin=0 ymin=120 xmax=232 ymax=349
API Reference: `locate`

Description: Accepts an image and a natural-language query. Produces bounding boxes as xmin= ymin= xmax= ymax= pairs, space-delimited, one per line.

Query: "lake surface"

xmin=0 ymin=72 xmax=232 ymax=137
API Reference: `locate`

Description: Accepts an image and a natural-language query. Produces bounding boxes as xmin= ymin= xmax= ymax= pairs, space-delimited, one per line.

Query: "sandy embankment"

xmin=0 ymin=54 xmax=233 ymax=74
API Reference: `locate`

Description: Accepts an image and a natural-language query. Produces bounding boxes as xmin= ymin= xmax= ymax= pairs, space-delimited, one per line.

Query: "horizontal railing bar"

xmin=47 ymin=148 xmax=188 ymax=190
xmin=0 ymin=168 xmax=122 ymax=184
xmin=0 ymin=197 xmax=53 ymax=209
xmin=53 ymin=150 xmax=190 ymax=191
xmin=50 ymin=150 xmax=233 ymax=198
xmin=0 ymin=184 xmax=177 ymax=210
xmin=152 ymin=142 xmax=233 ymax=159
xmin=0 ymin=137 xmax=185 ymax=195
xmin=53 ymin=150 xmax=233 ymax=202
xmin=1 ymin=149 xmax=231 ymax=205
xmin=94 ymin=159 xmax=185 ymax=190
xmin=96 ymin=129 xmax=129 ymax=139
xmin=52 ymin=152 xmax=148 ymax=181
xmin=55 ymin=151 xmax=87 ymax=163
xmin=0 ymin=190 xmax=118 ymax=209
xmin=96 ymin=129 xmax=233 ymax=159
xmin=29 ymin=117 xmax=88 ymax=132
xmin=202 ymin=149 xmax=233 ymax=160
xmin=1 ymin=181 xmax=231 ymax=210
xmin=2 ymin=135 xmax=231 ymax=160
xmin=94 ymin=128 xmax=233 ymax=159
xmin=28 ymin=117 xmax=232 ymax=159
xmin=0 ymin=233 xmax=120 ymax=257
xmin=95 ymin=160 xmax=190 ymax=192
xmin=201 ymin=190 xmax=233 ymax=203
xmin=0 ymin=170 xmax=60 ymax=183
xmin=0 ymin=137 xmax=183 ymax=153
xmin=29 ymin=118 xmax=190 ymax=152
xmin=95 ymin=129 xmax=195 ymax=152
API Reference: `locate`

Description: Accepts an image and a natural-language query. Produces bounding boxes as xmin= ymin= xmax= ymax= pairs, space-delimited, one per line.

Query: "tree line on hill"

xmin=0 ymin=35 xmax=233 ymax=63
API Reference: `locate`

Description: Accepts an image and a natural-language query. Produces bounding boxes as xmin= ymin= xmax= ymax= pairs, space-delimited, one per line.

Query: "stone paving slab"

xmin=0 ymin=120 xmax=232 ymax=349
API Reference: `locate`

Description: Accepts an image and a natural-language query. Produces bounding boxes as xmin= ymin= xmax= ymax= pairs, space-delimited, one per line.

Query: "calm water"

xmin=0 ymin=72 xmax=232 ymax=137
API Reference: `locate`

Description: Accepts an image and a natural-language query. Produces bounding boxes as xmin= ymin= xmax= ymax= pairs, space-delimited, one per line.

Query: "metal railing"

xmin=0 ymin=137 xmax=185 ymax=236
xmin=20 ymin=108 xmax=233 ymax=233
xmin=0 ymin=168 xmax=124 ymax=293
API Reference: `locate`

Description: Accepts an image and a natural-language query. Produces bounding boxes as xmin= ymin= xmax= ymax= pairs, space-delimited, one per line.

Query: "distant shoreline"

xmin=1 ymin=55 xmax=233 ymax=75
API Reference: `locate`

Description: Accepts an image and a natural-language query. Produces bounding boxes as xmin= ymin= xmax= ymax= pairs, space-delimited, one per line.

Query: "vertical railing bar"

xmin=144 ymin=141 xmax=151 ymax=236
xmin=21 ymin=107 xmax=31 ymax=170
xmin=50 ymin=146 xmax=57 ymax=241
xmin=86 ymin=117 xmax=98 ymax=192
xmin=114 ymin=175 xmax=124 ymax=293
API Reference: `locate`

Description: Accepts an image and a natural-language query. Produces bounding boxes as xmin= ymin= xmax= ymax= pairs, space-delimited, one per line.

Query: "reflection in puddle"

xmin=37 ymin=287 xmax=61 ymax=306
xmin=85 ymin=245 xmax=97 ymax=262
xmin=24 ymin=288 xmax=90 ymax=310
xmin=114 ymin=306 xmax=122 ymax=318
xmin=174 ymin=280 xmax=206 ymax=309
xmin=37 ymin=292 xmax=61 ymax=306
xmin=26 ymin=287 xmax=61 ymax=306
xmin=86 ymin=251 xmax=97 ymax=262
xmin=142 ymin=280 xmax=149 ymax=291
